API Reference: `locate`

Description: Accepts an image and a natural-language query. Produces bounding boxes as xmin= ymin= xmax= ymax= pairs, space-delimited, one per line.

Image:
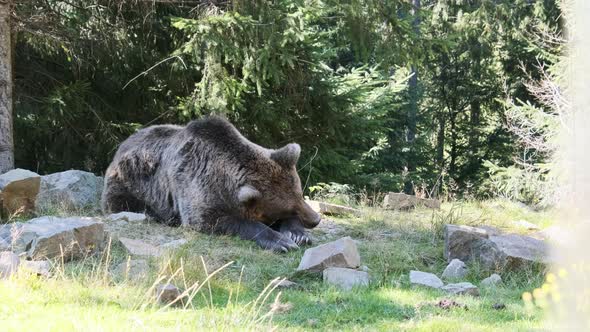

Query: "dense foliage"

xmin=12 ymin=0 xmax=563 ymax=201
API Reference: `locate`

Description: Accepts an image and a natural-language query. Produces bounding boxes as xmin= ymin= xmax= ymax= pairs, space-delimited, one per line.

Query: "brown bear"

xmin=101 ymin=116 xmax=321 ymax=252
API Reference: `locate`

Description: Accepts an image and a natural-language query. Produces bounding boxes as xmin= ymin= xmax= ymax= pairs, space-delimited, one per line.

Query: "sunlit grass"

xmin=0 ymin=199 xmax=553 ymax=331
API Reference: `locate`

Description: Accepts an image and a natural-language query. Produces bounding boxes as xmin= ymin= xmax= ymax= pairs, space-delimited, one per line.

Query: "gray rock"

xmin=489 ymin=234 xmax=549 ymax=267
xmin=0 ymin=251 xmax=20 ymax=278
xmin=160 ymin=239 xmax=188 ymax=250
xmin=305 ymin=200 xmax=361 ymax=217
xmin=383 ymin=192 xmax=440 ymax=210
xmin=0 ymin=237 xmax=9 ymax=251
xmin=476 ymin=225 xmax=502 ymax=236
xmin=113 ymin=259 xmax=149 ymax=281
xmin=119 ymin=237 xmax=162 ymax=257
xmin=444 ymin=224 xmax=506 ymax=270
xmin=0 ymin=216 xmax=105 ymax=260
xmin=20 ymin=260 xmax=51 ymax=277
xmin=296 ymin=237 xmax=361 ymax=272
xmin=155 ymin=283 xmax=182 ymax=304
xmin=481 ymin=273 xmax=502 ymax=287
xmin=270 ymin=279 xmax=299 ymax=289
xmin=442 ymin=259 xmax=468 ymax=279
xmin=106 ymin=212 xmax=147 ymax=223
xmin=323 ymin=267 xmax=369 ymax=290
xmin=409 ymin=270 xmax=444 ymax=289
xmin=441 ymin=282 xmax=479 ymax=296
xmin=36 ymin=170 xmax=103 ymax=211
xmin=0 ymin=168 xmax=41 ymax=216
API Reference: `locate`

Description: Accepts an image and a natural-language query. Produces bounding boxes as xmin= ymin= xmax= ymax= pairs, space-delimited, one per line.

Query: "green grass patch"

xmin=0 ymin=199 xmax=551 ymax=331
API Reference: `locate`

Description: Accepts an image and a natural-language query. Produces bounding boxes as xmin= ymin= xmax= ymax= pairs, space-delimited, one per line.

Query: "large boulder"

xmin=0 ymin=168 xmax=41 ymax=217
xmin=489 ymin=234 xmax=549 ymax=268
xmin=0 ymin=216 xmax=105 ymax=261
xmin=36 ymin=170 xmax=103 ymax=211
xmin=323 ymin=267 xmax=369 ymax=290
xmin=444 ymin=224 xmax=506 ymax=270
xmin=297 ymin=236 xmax=361 ymax=272
xmin=383 ymin=192 xmax=440 ymax=210
xmin=444 ymin=224 xmax=549 ymax=270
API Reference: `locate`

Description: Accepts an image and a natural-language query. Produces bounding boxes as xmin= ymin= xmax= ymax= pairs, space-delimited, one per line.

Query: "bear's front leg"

xmin=210 ymin=216 xmax=300 ymax=253
xmin=272 ymin=217 xmax=312 ymax=246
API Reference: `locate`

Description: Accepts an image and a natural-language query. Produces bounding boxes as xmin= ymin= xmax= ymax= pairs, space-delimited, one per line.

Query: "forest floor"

xmin=0 ymin=199 xmax=554 ymax=331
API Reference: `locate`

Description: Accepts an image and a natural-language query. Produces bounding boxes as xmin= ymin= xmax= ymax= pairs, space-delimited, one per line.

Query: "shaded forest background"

xmin=11 ymin=0 xmax=563 ymax=204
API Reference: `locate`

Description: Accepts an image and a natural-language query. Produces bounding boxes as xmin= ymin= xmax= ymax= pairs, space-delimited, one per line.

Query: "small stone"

xmin=297 ymin=237 xmax=360 ymax=272
xmin=119 ymin=237 xmax=162 ymax=257
xmin=270 ymin=279 xmax=299 ymax=289
xmin=359 ymin=265 xmax=370 ymax=272
xmin=441 ymin=282 xmax=479 ymax=296
xmin=442 ymin=259 xmax=467 ymax=279
xmin=305 ymin=200 xmax=361 ymax=217
xmin=106 ymin=212 xmax=147 ymax=223
xmin=323 ymin=267 xmax=369 ymax=290
xmin=481 ymin=273 xmax=502 ymax=287
xmin=20 ymin=260 xmax=51 ymax=277
xmin=160 ymin=239 xmax=188 ymax=250
xmin=409 ymin=270 xmax=444 ymax=289
xmin=0 ymin=251 xmax=20 ymax=278
xmin=155 ymin=283 xmax=181 ymax=304
xmin=113 ymin=259 xmax=149 ymax=281
xmin=492 ymin=303 xmax=506 ymax=310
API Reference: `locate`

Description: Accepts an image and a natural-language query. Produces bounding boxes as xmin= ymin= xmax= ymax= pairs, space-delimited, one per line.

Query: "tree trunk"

xmin=403 ymin=0 xmax=420 ymax=194
xmin=0 ymin=0 xmax=14 ymax=174
xmin=436 ymin=111 xmax=445 ymax=173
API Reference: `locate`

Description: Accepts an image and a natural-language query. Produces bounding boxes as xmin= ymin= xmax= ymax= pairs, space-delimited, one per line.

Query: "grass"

xmin=0 ymin=199 xmax=553 ymax=331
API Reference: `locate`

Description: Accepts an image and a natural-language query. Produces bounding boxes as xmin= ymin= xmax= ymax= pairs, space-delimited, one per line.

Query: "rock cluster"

xmin=297 ymin=236 xmax=369 ymax=290
xmin=409 ymin=259 xmax=503 ymax=296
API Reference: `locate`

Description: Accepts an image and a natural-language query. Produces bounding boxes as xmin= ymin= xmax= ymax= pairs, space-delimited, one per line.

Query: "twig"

xmin=122 ymin=55 xmax=187 ymax=90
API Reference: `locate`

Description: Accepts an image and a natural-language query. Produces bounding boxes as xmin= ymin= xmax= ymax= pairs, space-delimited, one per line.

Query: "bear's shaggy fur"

xmin=101 ymin=116 xmax=320 ymax=251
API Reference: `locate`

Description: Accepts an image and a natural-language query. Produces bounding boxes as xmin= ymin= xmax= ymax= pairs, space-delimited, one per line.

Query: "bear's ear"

xmin=237 ymin=185 xmax=261 ymax=204
xmin=270 ymin=143 xmax=301 ymax=168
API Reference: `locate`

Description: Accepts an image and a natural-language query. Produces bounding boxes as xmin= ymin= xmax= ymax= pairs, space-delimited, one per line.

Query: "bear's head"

xmin=238 ymin=143 xmax=321 ymax=228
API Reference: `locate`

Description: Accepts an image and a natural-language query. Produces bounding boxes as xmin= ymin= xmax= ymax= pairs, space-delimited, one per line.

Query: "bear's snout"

xmin=299 ymin=201 xmax=321 ymax=228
